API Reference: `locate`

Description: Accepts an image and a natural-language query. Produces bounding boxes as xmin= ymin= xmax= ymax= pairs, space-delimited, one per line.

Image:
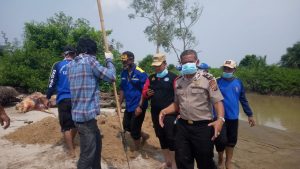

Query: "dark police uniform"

xmin=174 ymin=70 xmax=223 ymax=169
xmin=144 ymin=71 xmax=178 ymax=151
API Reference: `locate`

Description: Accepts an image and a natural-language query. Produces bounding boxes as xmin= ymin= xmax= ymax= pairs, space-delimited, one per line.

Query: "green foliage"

xmin=97 ymin=51 xmax=123 ymax=92
xmin=129 ymin=0 xmax=201 ymax=54
xmin=229 ymin=54 xmax=300 ymax=95
xmin=169 ymin=0 xmax=202 ymax=57
xmin=129 ymin=0 xmax=175 ymax=52
xmin=236 ymin=66 xmax=300 ymax=95
xmin=209 ymin=68 xmax=222 ymax=78
xmin=239 ymin=54 xmax=267 ymax=68
xmin=0 ymin=12 xmax=122 ymax=93
xmin=0 ymin=48 xmax=58 ymax=92
xmin=167 ymin=64 xmax=180 ymax=75
xmin=138 ymin=54 xmax=154 ymax=75
xmin=280 ymin=41 xmax=300 ymax=68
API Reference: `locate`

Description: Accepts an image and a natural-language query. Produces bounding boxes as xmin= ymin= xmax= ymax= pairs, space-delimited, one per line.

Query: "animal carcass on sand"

xmin=16 ymin=92 xmax=50 ymax=113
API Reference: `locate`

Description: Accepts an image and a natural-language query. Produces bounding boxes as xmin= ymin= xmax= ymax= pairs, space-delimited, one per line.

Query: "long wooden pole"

xmin=96 ymin=0 xmax=130 ymax=168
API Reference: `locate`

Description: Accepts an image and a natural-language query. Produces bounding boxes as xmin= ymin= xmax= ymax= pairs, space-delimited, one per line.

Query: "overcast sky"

xmin=1 ymin=0 xmax=299 ymax=67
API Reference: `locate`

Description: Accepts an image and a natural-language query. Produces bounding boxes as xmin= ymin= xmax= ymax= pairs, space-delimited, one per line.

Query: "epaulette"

xmin=202 ymin=72 xmax=214 ymax=80
xmin=175 ymin=75 xmax=183 ymax=81
xmin=174 ymin=75 xmax=183 ymax=88
xmin=202 ymin=73 xmax=218 ymax=91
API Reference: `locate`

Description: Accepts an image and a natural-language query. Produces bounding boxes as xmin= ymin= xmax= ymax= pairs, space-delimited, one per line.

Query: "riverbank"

xmin=0 ymin=106 xmax=300 ymax=169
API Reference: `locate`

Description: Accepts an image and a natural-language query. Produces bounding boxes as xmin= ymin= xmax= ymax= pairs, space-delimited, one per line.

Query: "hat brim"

xmin=223 ymin=64 xmax=235 ymax=69
xmin=151 ymin=61 xmax=163 ymax=66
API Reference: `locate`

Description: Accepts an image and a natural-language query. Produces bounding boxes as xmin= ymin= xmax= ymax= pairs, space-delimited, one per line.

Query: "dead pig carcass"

xmin=15 ymin=92 xmax=50 ymax=113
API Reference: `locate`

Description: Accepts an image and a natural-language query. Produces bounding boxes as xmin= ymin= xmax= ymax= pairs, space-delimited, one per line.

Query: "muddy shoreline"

xmin=0 ymin=106 xmax=299 ymax=169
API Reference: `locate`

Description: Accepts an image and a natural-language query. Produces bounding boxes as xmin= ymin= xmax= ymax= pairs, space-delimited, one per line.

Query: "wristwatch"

xmin=218 ymin=117 xmax=225 ymax=122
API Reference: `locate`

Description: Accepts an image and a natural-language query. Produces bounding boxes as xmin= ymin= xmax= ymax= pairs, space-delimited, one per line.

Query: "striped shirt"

xmin=67 ymin=54 xmax=116 ymax=122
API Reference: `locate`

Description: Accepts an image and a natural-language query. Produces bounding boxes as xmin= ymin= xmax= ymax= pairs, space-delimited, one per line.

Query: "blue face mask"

xmin=156 ymin=69 xmax=168 ymax=78
xmin=181 ymin=62 xmax=197 ymax=75
xmin=222 ymin=72 xmax=234 ymax=78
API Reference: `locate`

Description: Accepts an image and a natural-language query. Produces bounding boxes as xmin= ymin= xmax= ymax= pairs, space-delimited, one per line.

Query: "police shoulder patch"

xmin=202 ymin=72 xmax=214 ymax=80
xmin=209 ymin=79 xmax=218 ymax=91
xmin=202 ymin=73 xmax=218 ymax=91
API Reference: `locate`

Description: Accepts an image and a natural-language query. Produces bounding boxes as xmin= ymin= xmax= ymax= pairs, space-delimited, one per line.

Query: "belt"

xmin=179 ymin=118 xmax=211 ymax=125
xmin=75 ymin=119 xmax=95 ymax=124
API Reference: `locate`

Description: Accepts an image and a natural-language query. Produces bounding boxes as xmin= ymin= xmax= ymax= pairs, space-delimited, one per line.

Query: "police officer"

xmin=137 ymin=53 xmax=178 ymax=168
xmin=119 ymin=51 xmax=149 ymax=156
xmin=159 ymin=49 xmax=225 ymax=169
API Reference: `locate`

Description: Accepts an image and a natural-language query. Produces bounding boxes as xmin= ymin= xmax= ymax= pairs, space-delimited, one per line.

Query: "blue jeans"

xmin=76 ymin=119 xmax=101 ymax=169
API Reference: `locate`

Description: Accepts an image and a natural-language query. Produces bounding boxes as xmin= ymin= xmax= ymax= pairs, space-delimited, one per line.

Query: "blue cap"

xmin=199 ymin=63 xmax=210 ymax=70
xmin=176 ymin=64 xmax=182 ymax=71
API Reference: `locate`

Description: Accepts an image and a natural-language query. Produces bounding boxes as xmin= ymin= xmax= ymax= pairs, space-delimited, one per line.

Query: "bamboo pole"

xmin=96 ymin=0 xmax=130 ymax=168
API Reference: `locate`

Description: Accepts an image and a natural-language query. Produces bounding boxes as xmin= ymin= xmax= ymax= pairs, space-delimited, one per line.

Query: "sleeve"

xmin=142 ymin=78 xmax=150 ymax=99
xmin=208 ymin=78 xmax=224 ymax=104
xmin=139 ymin=72 xmax=148 ymax=91
xmin=119 ymin=71 xmax=125 ymax=91
xmin=239 ymin=80 xmax=254 ymax=117
xmin=173 ymin=80 xmax=179 ymax=105
xmin=91 ymin=58 xmax=116 ymax=82
xmin=46 ymin=63 xmax=58 ymax=99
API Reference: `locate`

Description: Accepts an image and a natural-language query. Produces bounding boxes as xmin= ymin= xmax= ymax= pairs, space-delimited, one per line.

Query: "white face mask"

xmin=181 ymin=62 xmax=198 ymax=75
xmin=156 ymin=69 xmax=168 ymax=78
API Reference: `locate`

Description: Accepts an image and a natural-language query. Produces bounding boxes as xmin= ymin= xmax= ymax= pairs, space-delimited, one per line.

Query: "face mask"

xmin=123 ymin=62 xmax=134 ymax=70
xmin=181 ymin=62 xmax=197 ymax=75
xmin=156 ymin=69 xmax=168 ymax=78
xmin=222 ymin=72 xmax=234 ymax=78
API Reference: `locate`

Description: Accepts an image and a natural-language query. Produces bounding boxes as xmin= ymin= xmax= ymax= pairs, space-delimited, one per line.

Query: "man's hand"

xmin=105 ymin=52 xmax=113 ymax=59
xmin=248 ymin=116 xmax=255 ymax=127
xmin=0 ymin=111 xmax=10 ymax=129
xmin=147 ymin=89 xmax=155 ymax=97
xmin=135 ymin=106 xmax=142 ymax=117
xmin=208 ymin=119 xmax=223 ymax=141
xmin=159 ymin=111 xmax=166 ymax=127
xmin=47 ymin=99 xmax=52 ymax=108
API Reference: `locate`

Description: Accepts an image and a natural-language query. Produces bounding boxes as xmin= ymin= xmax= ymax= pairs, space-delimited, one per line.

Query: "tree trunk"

xmin=156 ymin=44 xmax=160 ymax=53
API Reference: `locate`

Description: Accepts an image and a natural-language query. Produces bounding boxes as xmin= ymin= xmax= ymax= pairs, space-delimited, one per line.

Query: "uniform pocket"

xmin=177 ymin=89 xmax=184 ymax=95
xmin=191 ymin=88 xmax=205 ymax=94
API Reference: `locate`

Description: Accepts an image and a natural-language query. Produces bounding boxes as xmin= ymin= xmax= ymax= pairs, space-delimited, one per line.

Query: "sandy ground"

xmin=1 ymin=105 xmax=300 ymax=169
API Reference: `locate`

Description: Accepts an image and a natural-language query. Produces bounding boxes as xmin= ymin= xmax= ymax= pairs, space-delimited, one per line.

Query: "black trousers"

xmin=175 ymin=119 xmax=217 ymax=169
xmin=152 ymin=113 xmax=177 ymax=151
xmin=123 ymin=108 xmax=146 ymax=140
xmin=215 ymin=119 xmax=238 ymax=152
xmin=57 ymin=98 xmax=75 ymax=132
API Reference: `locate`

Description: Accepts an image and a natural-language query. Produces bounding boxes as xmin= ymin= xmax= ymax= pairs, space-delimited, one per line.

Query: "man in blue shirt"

xmin=67 ymin=38 xmax=116 ymax=169
xmin=215 ymin=60 xmax=256 ymax=169
xmin=119 ymin=51 xmax=149 ymax=157
xmin=47 ymin=45 xmax=77 ymax=157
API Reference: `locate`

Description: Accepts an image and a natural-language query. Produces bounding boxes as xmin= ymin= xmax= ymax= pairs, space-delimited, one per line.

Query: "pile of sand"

xmin=3 ymin=112 xmax=163 ymax=168
xmin=1 ymin=106 xmax=300 ymax=169
xmin=4 ymin=117 xmax=62 ymax=145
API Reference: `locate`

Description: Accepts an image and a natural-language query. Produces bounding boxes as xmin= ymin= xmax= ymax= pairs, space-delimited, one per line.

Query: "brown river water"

xmin=239 ymin=93 xmax=300 ymax=134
